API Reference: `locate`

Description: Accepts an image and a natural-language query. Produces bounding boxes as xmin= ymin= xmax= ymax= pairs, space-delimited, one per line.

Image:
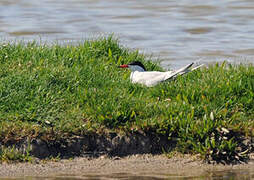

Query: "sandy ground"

xmin=1 ymin=154 xmax=254 ymax=179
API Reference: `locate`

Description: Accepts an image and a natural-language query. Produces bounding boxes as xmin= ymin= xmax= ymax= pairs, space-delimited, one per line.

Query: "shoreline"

xmin=1 ymin=154 xmax=254 ymax=178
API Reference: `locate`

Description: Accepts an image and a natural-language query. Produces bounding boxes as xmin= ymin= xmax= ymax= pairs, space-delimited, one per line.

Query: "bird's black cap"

xmin=128 ymin=61 xmax=146 ymax=71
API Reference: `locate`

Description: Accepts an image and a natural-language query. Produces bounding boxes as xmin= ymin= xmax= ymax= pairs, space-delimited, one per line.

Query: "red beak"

xmin=118 ymin=64 xmax=129 ymax=68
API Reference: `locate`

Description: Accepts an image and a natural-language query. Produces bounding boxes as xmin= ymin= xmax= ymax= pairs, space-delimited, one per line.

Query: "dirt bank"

xmin=3 ymin=130 xmax=253 ymax=163
xmin=1 ymin=154 xmax=254 ymax=179
xmin=2 ymin=132 xmax=175 ymax=158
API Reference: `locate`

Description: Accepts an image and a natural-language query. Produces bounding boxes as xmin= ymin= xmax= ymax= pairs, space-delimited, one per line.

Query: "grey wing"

xmin=178 ymin=64 xmax=204 ymax=76
xmin=164 ymin=62 xmax=194 ymax=81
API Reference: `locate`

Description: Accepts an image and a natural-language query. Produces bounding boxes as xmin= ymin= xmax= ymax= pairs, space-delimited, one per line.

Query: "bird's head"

xmin=118 ymin=61 xmax=146 ymax=72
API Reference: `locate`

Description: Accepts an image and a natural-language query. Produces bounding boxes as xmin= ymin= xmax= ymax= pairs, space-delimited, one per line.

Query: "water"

xmin=1 ymin=0 xmax=254 ymax=68
xmin=2 ymin=170 xmax=254 ymax=180
xmin=0 ymin=1 xmax=253 ymax=179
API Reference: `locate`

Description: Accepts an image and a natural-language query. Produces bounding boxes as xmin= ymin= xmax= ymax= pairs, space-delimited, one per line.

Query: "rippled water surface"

xmin=3 ymin=169 xmax=254 ymax=180
xmin=1 ymin=0 xmax=254 ymax=68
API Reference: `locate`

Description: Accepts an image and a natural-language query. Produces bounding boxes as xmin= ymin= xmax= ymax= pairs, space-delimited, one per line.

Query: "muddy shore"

xmin=1 ymin=131 xmax=254 ymax=178
xmin=1 ymin=154 xmax=254 ymax=179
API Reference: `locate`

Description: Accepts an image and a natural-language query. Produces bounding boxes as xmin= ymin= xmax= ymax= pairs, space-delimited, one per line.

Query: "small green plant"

xmin=0 ymin=146 xmax=33 ymax=163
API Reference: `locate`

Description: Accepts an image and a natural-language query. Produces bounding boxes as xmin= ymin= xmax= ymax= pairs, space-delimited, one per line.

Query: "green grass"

xmin=0 ymin=36 xmax=253 ymax=162
xmin=0 ymin=146 xmax=33 ymax=163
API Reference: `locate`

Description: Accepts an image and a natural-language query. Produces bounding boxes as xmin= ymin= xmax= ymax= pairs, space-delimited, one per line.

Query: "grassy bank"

xmin=0 ymin=36 xmax=253 ymax=162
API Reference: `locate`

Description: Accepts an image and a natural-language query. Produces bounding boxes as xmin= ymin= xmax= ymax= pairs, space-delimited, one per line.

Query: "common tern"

xmin=119 ymin=61 xmax=203 ymax=87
